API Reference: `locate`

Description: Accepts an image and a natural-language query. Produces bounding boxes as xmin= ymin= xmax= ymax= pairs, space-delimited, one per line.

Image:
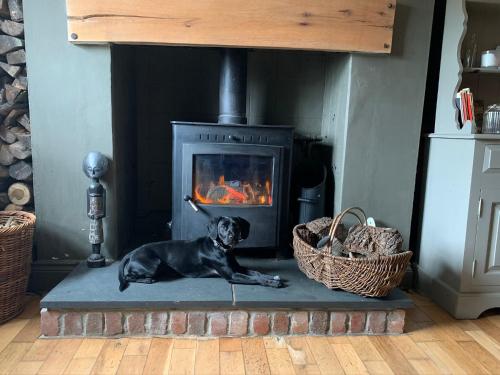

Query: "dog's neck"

xmin=212 ymin=238 xmax=232 ymax=252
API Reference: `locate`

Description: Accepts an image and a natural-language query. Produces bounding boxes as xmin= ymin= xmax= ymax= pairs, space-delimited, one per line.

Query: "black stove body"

xmin=171 ymin=121 xmax=293 ymax=249
xmin=170 ymin=48 xmax=293 ymax=250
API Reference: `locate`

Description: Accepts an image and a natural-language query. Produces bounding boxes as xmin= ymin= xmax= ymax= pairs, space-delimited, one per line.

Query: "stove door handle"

xmin=183 ymin=195 xmax=200 ymax=212
xmin=228 ymin=135 xmax=240 ymax=142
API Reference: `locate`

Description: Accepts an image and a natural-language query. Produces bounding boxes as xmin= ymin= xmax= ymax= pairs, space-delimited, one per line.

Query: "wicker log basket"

xmin=293 ymin=207 xmax=412 ymax=297
xmin=0 ymin=211 xmax=36 ymax=324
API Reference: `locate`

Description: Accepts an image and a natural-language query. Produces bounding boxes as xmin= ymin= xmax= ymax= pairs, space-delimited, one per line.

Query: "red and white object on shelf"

xmin=456 ymin=88 xmax=477 ymax=133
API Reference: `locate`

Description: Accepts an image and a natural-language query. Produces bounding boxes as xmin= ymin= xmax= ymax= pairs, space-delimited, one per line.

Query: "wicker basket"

xmin=0 ymin=211 xmax=36 ymax=324
xmin=293 ymin=207 xmax=412 ymax=297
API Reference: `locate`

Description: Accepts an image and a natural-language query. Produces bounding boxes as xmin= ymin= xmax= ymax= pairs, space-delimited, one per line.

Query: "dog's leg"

xmin=132 ymin=277 xmax=156 ymax=284
xmin=245 ymin=269 xmax=281 ymax=281
xmin=226 ymin=254 xmax=282 ymax=282
xmin=212 ymin=263 xmax=282 ymax=288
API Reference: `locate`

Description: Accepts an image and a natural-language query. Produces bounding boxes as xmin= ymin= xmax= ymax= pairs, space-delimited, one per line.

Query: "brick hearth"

xmin=40 ymin=308 xmax=406 ymax=337
xmin=39 ymin=258 xmax=411 ymax=338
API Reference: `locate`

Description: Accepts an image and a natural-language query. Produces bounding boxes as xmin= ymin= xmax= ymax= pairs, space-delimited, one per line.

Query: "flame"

xmin=194 ymin=185 xmax=213 ymax=204
xmin=194 ymin=175 xmax=272 ymax=206
xmin=265 ymin=180 xmax=272 ymax=205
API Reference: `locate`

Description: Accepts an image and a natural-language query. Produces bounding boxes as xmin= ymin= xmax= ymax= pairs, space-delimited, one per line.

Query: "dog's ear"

xmin=236 ymin=217 xmax=250 ymax=240
xmin=207 ymin=217 xmax=221 ymax=241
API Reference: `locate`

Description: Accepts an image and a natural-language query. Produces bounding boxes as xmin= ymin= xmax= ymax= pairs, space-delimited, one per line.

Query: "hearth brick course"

xmin=252 ymin=313 xmax=270 ymax=335
xmin=272 ymin=312 xmax=290 ymax=335
xmin=62 ymin=312 xmax=83 ymax=336
xmin=104 ymin=312 xmax=123 ymax=336
xmin=170 ymin=311 xmax=187 ymax=335
xmin=366 ymin=311 xmax=387 ymax=334
xmin=40 ymin=308 xmax=406 ymax=337
xmin=229 ymin=311 xmax=248 ymax=336
xmin=290 ymin=312 xmax=309 ymax=334
xmin=148 ymin=312 xmax=168 ymax=335
xmin=85 ymin=312 xmax=103 ymax=335
xmin=387 ymin=310 xmax=406 ymax=334
xmin=209 ymin=312 xmax=227 ymax=336
xmin=310 ymin=311 xmax=329 ymax=335
xmin=188 ymin=312 xmax=206 ymax=335
xmin=330 ymin=312 xmax=347 ymax=334
xmin=40 ymin=308 xmax=59 ymax=336
xmin=348 ymin=312 xmax=366 ymax=333
xmin=126 ymin=312 xmax=145 ymax=335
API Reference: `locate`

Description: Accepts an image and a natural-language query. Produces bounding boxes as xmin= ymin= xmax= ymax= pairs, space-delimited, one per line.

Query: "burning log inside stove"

xmin=194 ymin=175 xmax=272 ymax=205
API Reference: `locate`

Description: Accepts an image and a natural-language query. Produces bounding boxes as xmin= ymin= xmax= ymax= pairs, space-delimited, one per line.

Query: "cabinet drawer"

xmin=482 ymin=144 xmax=500 ymax=173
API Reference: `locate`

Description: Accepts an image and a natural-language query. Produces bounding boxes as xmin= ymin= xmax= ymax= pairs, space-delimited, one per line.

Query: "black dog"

xmin=118 ymin=216 xmax=283 ymax=291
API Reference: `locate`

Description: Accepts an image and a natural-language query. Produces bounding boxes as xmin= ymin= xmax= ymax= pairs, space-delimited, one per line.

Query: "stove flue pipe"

xmin=218 ymin=48 xmax=247 ymax=125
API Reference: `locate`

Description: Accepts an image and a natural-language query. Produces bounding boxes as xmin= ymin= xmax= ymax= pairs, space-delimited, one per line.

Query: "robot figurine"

xmin=82 ymin=152 xmax=109 ymax=268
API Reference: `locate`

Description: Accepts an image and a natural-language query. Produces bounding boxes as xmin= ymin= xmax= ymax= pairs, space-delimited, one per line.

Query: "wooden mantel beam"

xmin=66 ymin=0 xmax=396 ymax=53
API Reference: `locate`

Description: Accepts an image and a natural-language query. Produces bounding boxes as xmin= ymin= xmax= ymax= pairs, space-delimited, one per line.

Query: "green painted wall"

xmin=24 ymin=0 xmax=116 ymax=274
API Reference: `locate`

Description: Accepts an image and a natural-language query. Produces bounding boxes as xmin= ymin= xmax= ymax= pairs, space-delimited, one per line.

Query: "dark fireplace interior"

xmin=111 ymin=45 xmax=336 ymax=256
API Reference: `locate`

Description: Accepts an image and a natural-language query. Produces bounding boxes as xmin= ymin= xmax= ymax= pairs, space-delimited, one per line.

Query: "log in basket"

xmin=0 ymin=211 xmax=36 ymax=323
xmin=293 ymin=207 xmax=412 ymax=297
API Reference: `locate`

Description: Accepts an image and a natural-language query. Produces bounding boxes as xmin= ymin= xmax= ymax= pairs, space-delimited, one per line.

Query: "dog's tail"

xmin=118 ymin=253 xmax=131 ymax=292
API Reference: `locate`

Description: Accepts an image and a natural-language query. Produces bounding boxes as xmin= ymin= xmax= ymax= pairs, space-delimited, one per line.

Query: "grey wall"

xmin=320 ymin=54 xmax=352 ymax=213
xmin=25 ymin=0 xmax=115 ymax=286
xmin=335 ymin=0 xmax=435 ymax=246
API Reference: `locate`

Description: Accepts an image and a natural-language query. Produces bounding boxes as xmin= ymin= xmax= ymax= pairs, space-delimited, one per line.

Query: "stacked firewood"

xmin=0 ymin=0 xmax=32 ymax=212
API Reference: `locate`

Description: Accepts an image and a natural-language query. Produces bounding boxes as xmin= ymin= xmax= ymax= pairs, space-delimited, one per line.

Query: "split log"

xmin=8 ymin=140 xmax=30 ymax=159
xmin=4 ymin=107 xmax=26 ymax=125
xmin=7 ymin=0 xmax=22 ymax=22
xmin=6 ymin=49 xmax=24 ymax=65
xmin=12 ymin=75 xmax=26 ymax=90
xmin=8 ymin=182 xmax=32 ymax=205
xmin=0 ymin=0 xmax=9 ymax=18
xmin=9 ymin=160 xmax=31 ymax=180
xmin=4 ymin=203 xmax=22 ymax=211
xmin=0 ymin=35 xmax=23 ymax=55
xmin=0 ymin=19 xmax=23 ymax=37
xmin=5 ymin=83 xmax=22 ymax=103
xmin=0 ymin=192 xmax=9 ymax=209
xmin=10 ymin=126 xmax=29 ymax=147
xmin=0 ymin=164 xmax=10 ymax=190
xmin=0 ymin=75 xmax=12 ymax=88
xmin=16 ymin=112 xmax=29 ymax=131
xmin=0 ymin=61 xmax=21 ymax=77
xmin=0 ymin=102 xmax=23 ymax=115
xmin=0 ymin=124 xmax=15 ymax=143
xmin=0 ymin=164 xmax=8 ymax=178
xmin=0 ymin=142 xmax=14 ymax=165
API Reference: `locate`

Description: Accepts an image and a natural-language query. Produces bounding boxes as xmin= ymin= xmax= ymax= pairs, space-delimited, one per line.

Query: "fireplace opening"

xmin=111 ymin=45 xmax=340 ymax=255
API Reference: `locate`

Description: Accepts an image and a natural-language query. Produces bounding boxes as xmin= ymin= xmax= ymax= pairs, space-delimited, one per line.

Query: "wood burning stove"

xmin=170 ymin=49 xmax=293 ymax=250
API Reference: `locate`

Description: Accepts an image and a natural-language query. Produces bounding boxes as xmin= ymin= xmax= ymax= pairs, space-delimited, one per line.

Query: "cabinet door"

xmin=473 ymin=188 xmax=500 ymax=285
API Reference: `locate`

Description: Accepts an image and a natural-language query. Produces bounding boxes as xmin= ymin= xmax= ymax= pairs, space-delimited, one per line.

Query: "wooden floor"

xmin=1 ymin=293 xmax=500 ymax=374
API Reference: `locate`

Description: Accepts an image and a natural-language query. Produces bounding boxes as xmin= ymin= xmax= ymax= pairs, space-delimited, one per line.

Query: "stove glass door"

xmin=193 ymin=154 xmax=273 ymax=206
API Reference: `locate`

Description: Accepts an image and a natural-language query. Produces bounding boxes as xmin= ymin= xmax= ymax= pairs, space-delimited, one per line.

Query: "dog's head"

xmin=207 ymin=216 xmax=250 ymax=248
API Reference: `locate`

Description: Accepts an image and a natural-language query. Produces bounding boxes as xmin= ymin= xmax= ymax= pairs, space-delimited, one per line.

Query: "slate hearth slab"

xmin=41 ymin=258 xmax=412 ymax=310
xmin=233 ymin=258 xmax=413 ymax=310
xmin=41 ymin=262 xmax=233 ymax=309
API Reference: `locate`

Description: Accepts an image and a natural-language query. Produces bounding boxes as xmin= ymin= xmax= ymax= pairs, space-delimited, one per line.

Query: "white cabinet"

xmin=419 ymin=138 xmax=500 ymax=318
xmin=418 ymin=0 xmax=500 ymax=318
xmin=474 ymin=188 xmax=500 ymax=286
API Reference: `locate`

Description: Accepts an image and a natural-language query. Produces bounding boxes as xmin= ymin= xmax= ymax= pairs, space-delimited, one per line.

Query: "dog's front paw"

xmin=267 ymin=279 xmax=284 ymax=288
